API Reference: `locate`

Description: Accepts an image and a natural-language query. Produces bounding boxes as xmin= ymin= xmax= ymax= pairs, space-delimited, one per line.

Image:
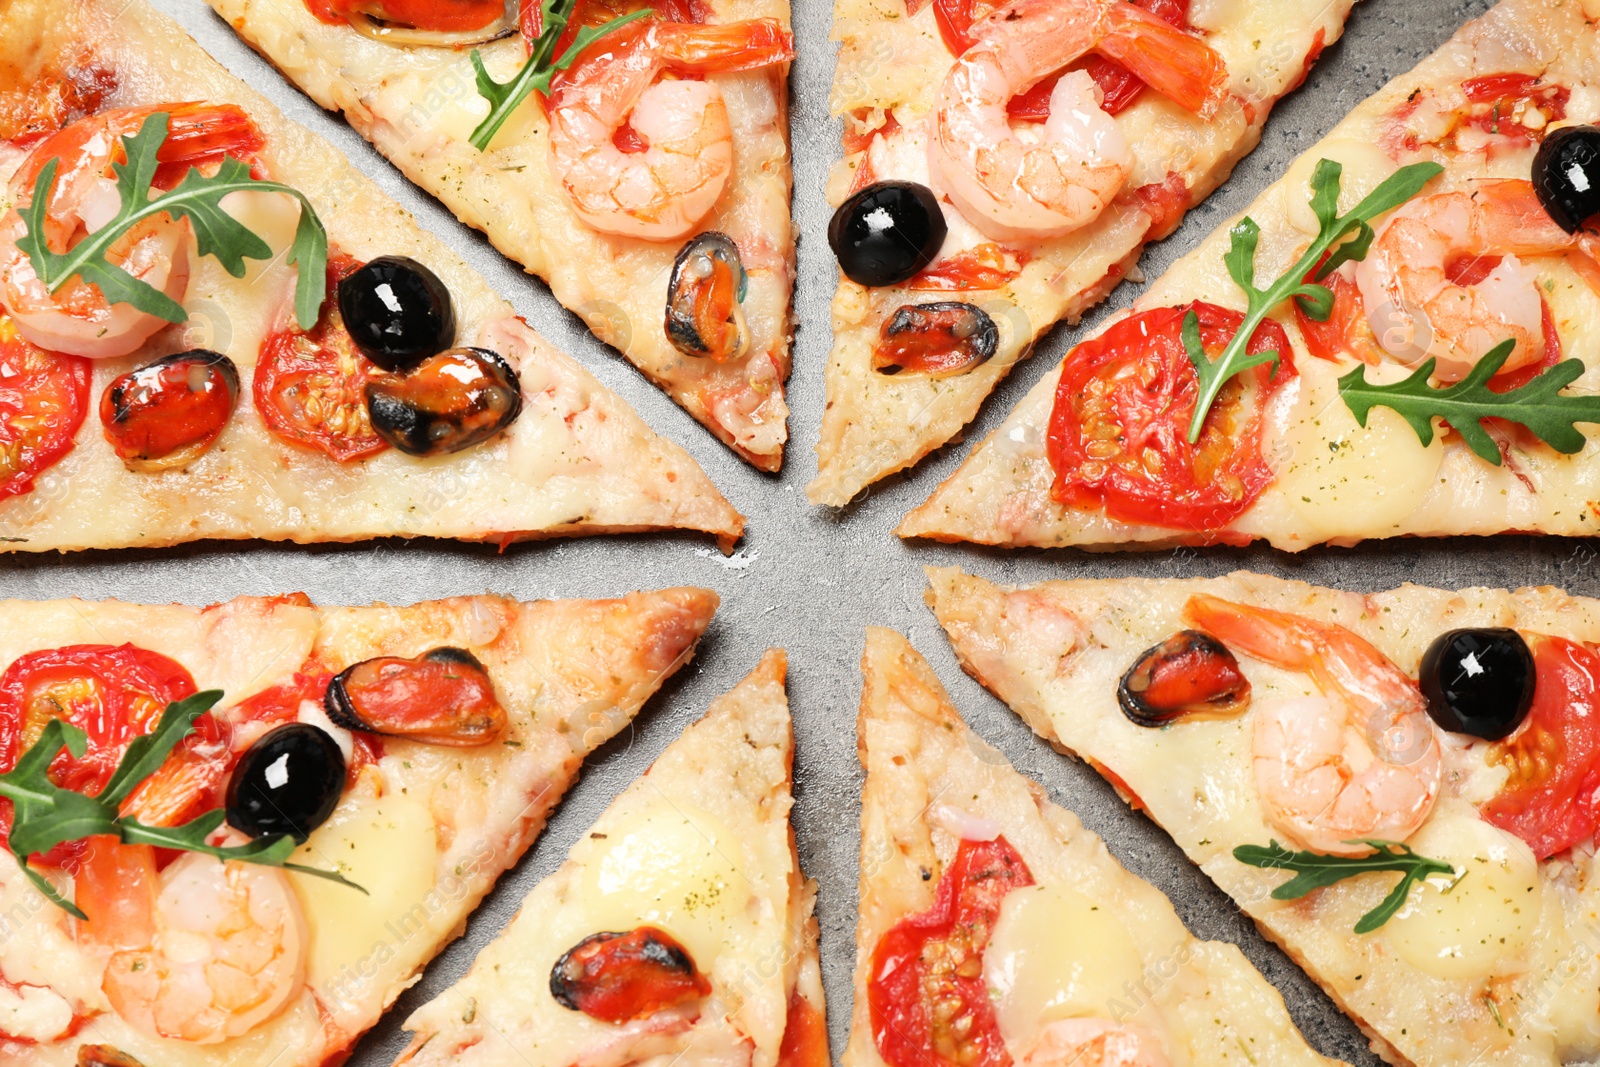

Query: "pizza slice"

xmin=851 ymin=627 xmax=1340 ymax=1067
xmin=208 ymin=0 xmax=795 ymax=472
xmin=398 ymin=649 xmax=828 ymax=1067
xmin=0 ymin=0 xmax=743 ymax=554
xmin=902 ymin=0 xmax=1600 ymax=549
xmin=806 ymin=0 xmax=1356 ymax=506
xmin=0 ymin=585 xmax=715 ymax=1067
xmin=928 ymin=565 xmax=1600 ymax=1067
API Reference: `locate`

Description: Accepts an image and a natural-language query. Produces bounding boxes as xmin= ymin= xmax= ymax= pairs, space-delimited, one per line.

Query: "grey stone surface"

xmin=14 ymin=0 xmax=1562 ymax=1062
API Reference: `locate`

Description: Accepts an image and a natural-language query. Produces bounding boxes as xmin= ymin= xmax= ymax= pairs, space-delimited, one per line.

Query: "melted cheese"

xmin=1281 ymin=138 xmax=1398 ymax=236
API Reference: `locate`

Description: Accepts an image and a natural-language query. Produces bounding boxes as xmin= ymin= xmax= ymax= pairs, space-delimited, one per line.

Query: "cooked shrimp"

xmin=1185 ymin=595 xmax=1441 ymax=857
xmin=928 ymin=0 xmax=1224 ymax=242
xmin=546 ymin=18 xmax=793 ymax=241
xmin=77 ymin=840 xmax=306 ymax=1044
xmin=1355 ymin=178 xmax=1600 ymax=381
xmin=1016 ymin=1019 xmax=1170 ymax=1067
xmin=0 ymin=103 xmax=262 ymax=359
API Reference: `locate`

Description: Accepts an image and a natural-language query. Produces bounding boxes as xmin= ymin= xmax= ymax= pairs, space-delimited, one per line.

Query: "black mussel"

xmin=1420 ymin=628 xmax=1536 ymax=740
xmin=337 ymin=256 xmax=456 ymax=371
xmin=1533 ymin=125 xmax=1600 ymax=233
xmin=99 ymin=349 xmax=239 ymax=470
xmin=829 ymin=181 xmax=947 ymax=287
xmin=225 ymin=723 xmax=346 ymax=843
xmin=550 ymin=928 xmax=710 ymax=1024
xmin=665 ymin=231 xmax=750 ymax=361
xmin=78 ymin=1046 xmax=145 ymax=1067
xmin=874 ymin=302 xmax=998 ymax=377
xmin=325 ymin=646 xmax=506 ymax=746
xmin=1118 ymin=630 xmax=1252 ymax=727
xmin=365 ymin=347 xmax=521 ymax=456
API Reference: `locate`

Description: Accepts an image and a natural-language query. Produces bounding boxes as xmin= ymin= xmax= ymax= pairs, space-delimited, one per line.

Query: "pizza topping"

xmin=665 ymin=231 xmax=750 ymax=361
xmin=1118 ymin=629 xmax=1249 ymax=726
xmin=76 ymin=1045 xmax=145 ymax=1067
xmin=308 ymin=0 xmax=513 ymax=46
xmin=364 ymin=346 xmax=523 ymax=457
xmin=224 ymin=723 xmax=347 ymax=844
xmin=1533 ymin=125 xmax=1600 ymax=233
xmin=325 ymin=647 xmax=507 ymax=745
xmin=828 ymin=181 xmax=947 ymax=288
xmin=336 ymin=255 xmax=457 ymax=372
xmin=874 ymin=302 xmax=998 ymax=378
xmin=0 ymin=318 xmax=91 ymax=502
xmin=550 ymin=927 xmax=711 ymax=1024
xmin=99 ymin=349 xmax=240 ymax=471
xmin=1418 ymin=628 xmax=1535 ymax=740
xmin=1233 ymin=839 xmax=1455 ymax=933
xmin=868 ymin=835 xmax=1032 ymax=1067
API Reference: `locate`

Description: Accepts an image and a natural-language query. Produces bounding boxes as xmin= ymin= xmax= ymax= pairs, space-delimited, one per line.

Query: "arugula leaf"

xmin=1338 ymin=339 xmax=1600 ymax=465
xmin=1235 ymin=839 xmax=1455 ymax=934
xmin=1182 ymin=158 xmax=1443 ymax=441
xmin=0 ymin=690 xmax=361 ymax=919
xmin=18 ymin=112 xmax=329 ymax=332
xmin=468 ymin=0 xmax=651 ymax=151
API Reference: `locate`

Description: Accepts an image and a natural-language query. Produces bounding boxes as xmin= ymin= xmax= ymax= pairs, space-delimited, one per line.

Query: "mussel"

xmin=550 ymin=927 xmax=710 ymax=1024
xmin=665 ymin=231 xmax=750 ymax=361
xmin=364 ymin=347 xmax=522 ymax=457
xmin=78 ymin=1047 xmax=145 ymax=1067
xmin=99 ymin=349 xmax=239 ymax=470
xmin=873 ymin=302 xmax=998 ymax=377
xmin=1117 ymin=630 xmax=1251 ymax=727
xmin=325 ymin=646 xmax=507 ymax=746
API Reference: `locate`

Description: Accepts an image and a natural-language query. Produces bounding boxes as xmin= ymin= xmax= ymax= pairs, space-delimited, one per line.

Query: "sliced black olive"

xmin=665 ymin=232 xmax=750 ymax=361
xmin=99 ymin=349 xmax=239 ymax=471
xmin=829 ymin=180 xmax=948 ymax=287
xmin=325 ymin=646 xmax=507 ymax=746
xmin=225 ymin=723 xmax=346 ymax=844
xmin=365 ymin=347 xmax=521 ymax=457
xmin=337 ymin=255 xmax=456 ymax=371
xmin=550 ymin=928 xmax=710 ymax=1024
xmin=1419 ymin=628 xmax=1536 ymax=740
xmin=1533 ymin=125 xmax=1600 ymax=233
xmin=873 ymin=302 xmax=998 ymax=377
xmin=1118 ymin=630 xmax=1252 ymax=727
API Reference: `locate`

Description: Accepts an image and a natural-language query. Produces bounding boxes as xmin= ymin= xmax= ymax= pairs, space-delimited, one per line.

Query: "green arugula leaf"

xmin=1183 ymin=158 xmax=1443 ymax=441
xmin=18 ymin=112 xmax=329 ymax=332
xmin=1338 ymin=339 xmax=1600 ymax=465
xmin=1235 ymin=839 xmax=1455 ymax=934
xmin=468 ymin=0 xmax=651 ymax=151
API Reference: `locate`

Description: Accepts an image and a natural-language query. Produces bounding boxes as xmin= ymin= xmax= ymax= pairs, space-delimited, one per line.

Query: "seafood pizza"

xmin=903 ymin=0 xmax=1600 ymax=550
xmin=0 ymin=586 xmax=717 ymax=1067
xmin=0 ymin=0 xmax=743 ymax=554
xmin=399 ymin=650 xmax=829 ymax=1067
xmin=929 ymin=566 xmax=1600 ymax=1067
xmin=849 ymin=627 xmax=1340 ymax=1067
xmin=809 ymin=0 xmax=1355 ymax=505
xmin=208 ymin=0 xmax=796 ymax=472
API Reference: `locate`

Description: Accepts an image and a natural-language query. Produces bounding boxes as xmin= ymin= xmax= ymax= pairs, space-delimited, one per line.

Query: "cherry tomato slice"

xmin=907 ymin=243 xmax=1026 ymax=291
xmin=254 ymin=255 xmax=390 ymax=463
xmin=868 ymin=836 xmax=1034 ymax=1067
xmin=777 ymin=991 xmax=830 ymax=1067
xmin=1481 ymin=634 xmax=1600 ymax=860
xmin=1046 ymin=301 xmax=1294 ymax=531
xmin=0 ymin=318 xmax=90 ymax=502
xmin=1461 ymin=73 xmax=1568 ymax=141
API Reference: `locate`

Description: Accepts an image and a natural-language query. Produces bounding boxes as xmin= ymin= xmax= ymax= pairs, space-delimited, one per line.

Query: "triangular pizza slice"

xmin=0 ymin=0 xmax=743 ymax=554
xmin=807 ymin=0 xmax=1356 ymax=505
xmin=850 ymin=627 xmax=1339 ymax=1067
xmin=902 ymin=0 xmax=1600 ymax=549
xmin=208 ymin=0 xmax=795 ymax=471
xmin=929 ymin=565 xmax=1600 ymax=1066
xmin=398 ymin=649 xmax=828 ymax=1067
xmin=0 ymin=585 xmax=716 ymax=1066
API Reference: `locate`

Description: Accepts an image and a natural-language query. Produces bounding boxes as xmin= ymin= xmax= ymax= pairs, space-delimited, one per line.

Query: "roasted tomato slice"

xmin=777 ymin=990 xmax=830 ymax=1067
xmin=254 ymin=255 xmax=390 ymax=462
xmin=1046 ymin=301 xmax=1294 ymax=531
xmin=551 ymin=927 xmax=711 ymax=1024
xmin=1481 ymin=634 xmax=1600 ymax=860
xmin=1460 ymin=73 xmax=1568 ymax=141
xmin=0 ymin=318 xmax=91 ymax=502
xmin=868 ymin=836 xmax=1033 ymax=1067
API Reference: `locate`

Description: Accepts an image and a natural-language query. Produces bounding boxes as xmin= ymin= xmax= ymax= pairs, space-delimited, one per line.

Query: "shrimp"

xmin=546 ymin=18 xmax=794 ymax=241
xmin=927 ymin=0 xmax=1225 ymax=242
xmin=1184 ymin=595 xmax=1441 ymax=857
xmin=76 ymin=839 xmax=307 ymax=1044
xmin=1016 ymin=1019 xmax=1170 ymax=1067
xmin=1355 ymin=178 xmax=1600 ymax=381
xmin=0 ymin=103 xmax=263 ymax=359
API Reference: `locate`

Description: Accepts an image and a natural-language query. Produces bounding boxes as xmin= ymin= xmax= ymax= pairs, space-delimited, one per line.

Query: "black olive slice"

xmin=829 ymin=181 xmax=947 ymax=287
xmin=1419 ymin=628 xmax=1536 ymax=740
xmin=337 ymin=256 xmax=457 ymax=371
xmin=225 ymin=723 xmax=346 ymax=844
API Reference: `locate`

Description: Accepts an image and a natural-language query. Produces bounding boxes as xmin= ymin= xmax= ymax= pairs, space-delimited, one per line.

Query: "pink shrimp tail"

xmin=1182 ymin=594 xmax=1321 ymax=670
xmin=1099 ymin=1 xmax=1225 ymax=116
xmin=652 ymin=18 xmax=794 ymax=72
